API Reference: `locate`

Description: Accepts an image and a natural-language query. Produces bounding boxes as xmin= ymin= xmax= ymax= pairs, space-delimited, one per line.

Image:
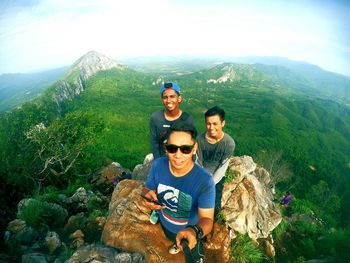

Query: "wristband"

xmin=187 ymin=224 xmax=203 ymax=240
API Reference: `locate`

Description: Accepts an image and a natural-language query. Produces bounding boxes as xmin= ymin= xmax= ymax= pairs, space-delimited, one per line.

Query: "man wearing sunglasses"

xmin=150 ymin=82 xmax=194 ymax=159
xmin=196 ymin=106 xmax=235 ymax=216
xmin=142 ymin=125 xmax=215 ymax=263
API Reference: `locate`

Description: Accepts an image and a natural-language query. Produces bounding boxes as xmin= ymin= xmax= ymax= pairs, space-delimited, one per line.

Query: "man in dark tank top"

xmin=150 ymin=82 xmax=194 ymax=159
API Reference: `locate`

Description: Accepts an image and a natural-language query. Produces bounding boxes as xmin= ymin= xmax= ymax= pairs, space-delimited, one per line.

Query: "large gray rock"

xmin=221 ymin=156 xmax=282 ymax=240
xmin=68 ymin=187 xmax=107 ymax=212
xmin=5 ymin=219 xmax=39 ymax=247
xmin=132 ymin=153 xmax=153 ymax=181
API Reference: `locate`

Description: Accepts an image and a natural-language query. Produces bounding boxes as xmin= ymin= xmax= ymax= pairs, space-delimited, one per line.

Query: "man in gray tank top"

xmin=196 ymin=106 xmax=235 ymax=215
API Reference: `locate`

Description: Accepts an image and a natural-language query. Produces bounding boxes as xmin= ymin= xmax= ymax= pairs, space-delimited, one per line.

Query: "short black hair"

xmin=205 ymin=106 xmax=225 ymax=121
xmin=168 ymin=123 xmax=197 ymax=140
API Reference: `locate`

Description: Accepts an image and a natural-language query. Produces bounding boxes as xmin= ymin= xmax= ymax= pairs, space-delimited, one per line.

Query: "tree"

xmin=256 ymin=150 xmax=294 ymax=189
xmin=18 ymin=111 xmax=104 ymax=194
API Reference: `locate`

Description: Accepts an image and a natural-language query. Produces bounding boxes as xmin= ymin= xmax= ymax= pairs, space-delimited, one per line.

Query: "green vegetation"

xmin=0 ymin=61 xmax=350 ymax=261
xmin=215 ymin=212 xmax=226 ymax=225
xmin=17 ymin=199 xmax=67 ymax=231
xmin=224 ymin=168 xmax=239 ymax=184
xmin=229 ymin=234 xmax=266 ymax=263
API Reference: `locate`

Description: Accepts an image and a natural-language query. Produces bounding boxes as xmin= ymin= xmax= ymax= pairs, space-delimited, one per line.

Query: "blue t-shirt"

xmin=146 ymin=157 xmax=215 ymax=234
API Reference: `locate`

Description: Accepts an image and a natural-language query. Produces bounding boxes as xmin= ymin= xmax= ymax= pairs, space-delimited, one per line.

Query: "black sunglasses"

xmin=164 ymin=144 xmax=195 ymax=154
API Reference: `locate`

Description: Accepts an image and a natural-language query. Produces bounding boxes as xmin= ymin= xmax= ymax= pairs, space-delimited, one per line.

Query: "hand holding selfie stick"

xmin=181 ymin=239 xmax=195 ymax=263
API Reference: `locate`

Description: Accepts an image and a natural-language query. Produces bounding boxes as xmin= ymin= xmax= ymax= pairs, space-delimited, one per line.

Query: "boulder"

xmin=69 ymin=230 xmax=85 ymax=248
xmin=65 ymin=244 xmax=145 ymax=263
xmin=64 ymin=212 xmax=86 ymax=234
xmin=5 ymin=219 xmax=39 ymax=247
xmin=132 ymin=153 xmax=153 ymax=181
xmin=102 ymin=180 xmax=229 ymax=263
xmin=69 ymin=187 xmax=89 ymax=204
xmin=21 ymin=253 xmax=48 ymax=263
xmin=221 ymin=156 xmax=282 ymax=240
xmin=44 ymin=231 xmax=61 ymax=254
xmin=91 ymin=162 xmax=132 ymax=194
xmin=67 ymin=187 xmax=107 ymax=213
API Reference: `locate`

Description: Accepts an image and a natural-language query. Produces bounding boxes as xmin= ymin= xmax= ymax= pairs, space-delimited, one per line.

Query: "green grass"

xmin=229 ymin=234 xmax=266 ymax=263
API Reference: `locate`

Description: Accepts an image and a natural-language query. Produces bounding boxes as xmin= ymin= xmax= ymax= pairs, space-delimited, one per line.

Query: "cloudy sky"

xmin=0 ymin=0 xmax=349 ymax=76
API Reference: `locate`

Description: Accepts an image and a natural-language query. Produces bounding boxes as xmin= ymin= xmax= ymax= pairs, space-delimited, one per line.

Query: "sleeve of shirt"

xmin=150 ymin=115 xmax=160 ymax=159
xmin=212 ymin=137 xmax=235 ymax=184
xmin=195 ymin=134 xmax=204 ymax=167
xmin=198 ymin=175 xmax=215 ymax=209
xmin=195 ymin=147 xmax=203 ymax=167
xmin=212 ymin=158 xmax=230 ymax=184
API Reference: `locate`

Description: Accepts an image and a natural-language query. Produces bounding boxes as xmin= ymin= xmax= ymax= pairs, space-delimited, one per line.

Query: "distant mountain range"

xmin=123 ymin=55 xmax=350 ymax=105
xmin=1 ymin=52 xmax=349 ymax=113
xmin=0 ymin=67 xmax=67 ymax=112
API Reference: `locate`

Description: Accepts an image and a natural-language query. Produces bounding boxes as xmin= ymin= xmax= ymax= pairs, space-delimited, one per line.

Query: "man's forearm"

xmin=197 ymin=217 xmax=214 ymax=237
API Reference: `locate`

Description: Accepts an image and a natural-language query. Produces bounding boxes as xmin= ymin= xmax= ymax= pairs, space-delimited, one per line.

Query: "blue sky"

xmin=0 ymin=0 xmax=349 ymax=76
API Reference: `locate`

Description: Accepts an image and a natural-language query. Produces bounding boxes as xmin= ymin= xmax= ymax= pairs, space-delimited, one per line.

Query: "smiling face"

xmin=161 ymin=89 xmax=182 ymax=112
xmin=205 ymin=114 xmax=225 ymax=140
xmin=166 ymin=131 xmax=197 ymax=176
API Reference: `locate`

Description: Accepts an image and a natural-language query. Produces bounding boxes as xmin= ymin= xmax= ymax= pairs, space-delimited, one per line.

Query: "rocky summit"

xmin=54 ymin=50 xmax=127 ymax=105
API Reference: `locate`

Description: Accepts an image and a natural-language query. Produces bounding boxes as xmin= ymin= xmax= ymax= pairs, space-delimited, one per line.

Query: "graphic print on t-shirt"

xmin=157 ymin=183 xmax=192 ymax=225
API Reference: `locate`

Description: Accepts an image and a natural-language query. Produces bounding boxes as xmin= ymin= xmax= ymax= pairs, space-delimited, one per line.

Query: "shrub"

xmin=18 ymin=199 xmax=46 ymax=229
xmin=225 ymin=169 xmax=239 ymax=184
xmin=229 ymin=234 xmax=266 ymax=263
xmin=272 ymin=218 xmax=289 ymax=242
xmin=215 ymin=212 xmax=226 ymax=225
xmin=18 ymin=199 xmax=67 ymax=230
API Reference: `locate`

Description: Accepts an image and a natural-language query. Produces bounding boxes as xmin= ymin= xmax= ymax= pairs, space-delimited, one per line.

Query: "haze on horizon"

xmin=0 ymin=0 xmax=349 ymax=77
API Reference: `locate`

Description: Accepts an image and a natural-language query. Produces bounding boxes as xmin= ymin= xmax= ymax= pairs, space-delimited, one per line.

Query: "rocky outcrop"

xmin=4 ymin=186 xmax=110 ymax=262
xmin=58 ymin=186 xmax=109 ymax=213
xmin=102 ymin=155 xmax=281 ymax=262
xmin=221 ymin=156 xmax=281 ymax=240
xmin=102 ymin=180 xmax=230 ymax=262
xmin=206 ymin=63 xmax=267 ymax=84
xmin=4 ymin=155 xmax=281 ymax=262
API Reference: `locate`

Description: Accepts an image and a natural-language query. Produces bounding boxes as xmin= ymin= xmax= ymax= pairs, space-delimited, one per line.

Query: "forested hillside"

xmin=1 ymin=54 xmax=350 ymax=261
